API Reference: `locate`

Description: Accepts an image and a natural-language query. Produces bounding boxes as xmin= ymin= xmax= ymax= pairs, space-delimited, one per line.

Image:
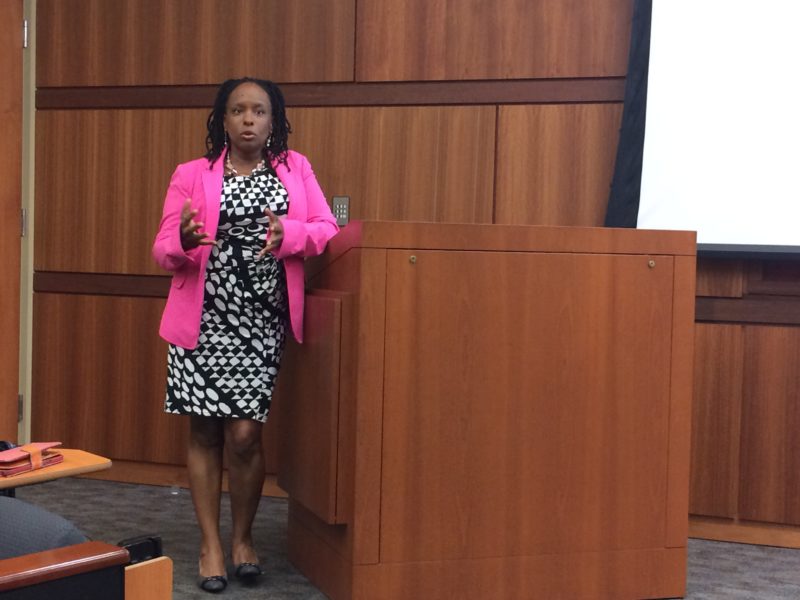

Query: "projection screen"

xmin=636 ymin=0 xmax=800 ymax=256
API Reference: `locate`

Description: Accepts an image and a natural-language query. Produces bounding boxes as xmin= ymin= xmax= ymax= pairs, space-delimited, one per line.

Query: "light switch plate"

xmin=332 ymin=196 xmax=350 ymax=226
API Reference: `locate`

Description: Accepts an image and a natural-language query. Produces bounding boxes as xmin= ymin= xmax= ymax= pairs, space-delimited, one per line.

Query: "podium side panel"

xmin=666 ymin=255 xmax=696 ymax=546
xmin=299 ymin=247 xmax=387 ymax=564
xmin=278 ymin=295 xmax=342 ymax=524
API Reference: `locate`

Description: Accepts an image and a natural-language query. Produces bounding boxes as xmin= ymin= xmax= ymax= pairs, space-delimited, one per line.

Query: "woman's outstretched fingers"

xmin=258 ymin=208 xmax=284 ymax=258
xmin=180 ymin=198 xmax=216 ymax=250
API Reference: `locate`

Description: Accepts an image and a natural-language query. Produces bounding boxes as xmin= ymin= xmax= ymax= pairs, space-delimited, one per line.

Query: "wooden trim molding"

xmin=33 ymin=272 xmax=169 ymax=297
xmin=690 ymin=516 xmax=800 ymax=549
xmin=696 ymin=296 xmax=800 ymax=326
xmin=36 ymin=78 xmax=626 ymax=110
xmin=79 ymin=459 xmax=287 ymax=498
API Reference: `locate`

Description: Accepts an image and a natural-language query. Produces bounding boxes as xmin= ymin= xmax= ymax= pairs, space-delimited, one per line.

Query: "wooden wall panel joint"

xmin=696 ymin=297 xmax=800 ymax=326
xmin=33 ymin=272 xmax=170 ymax=298
xmin=36 ymin=79 xmax=626 ymax=110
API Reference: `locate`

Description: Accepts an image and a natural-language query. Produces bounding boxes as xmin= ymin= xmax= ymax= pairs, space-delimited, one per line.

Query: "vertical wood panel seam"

xmin=352 ymin=0 xmax=359 ymax=83
xmin=732 ymin=324 xmax=744 ymax=518
xmin=665 ymin=258 xmax=678 ymax=541
xmin=782 ymin=328 xmax=792 ymax=521
xmin=491 ymin=105 xmax=499 ymax=224
xmin=378 ymin=249 xmax=390 ymax=564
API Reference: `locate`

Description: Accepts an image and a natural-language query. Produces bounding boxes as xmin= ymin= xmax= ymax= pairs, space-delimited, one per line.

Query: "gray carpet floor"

xmin=13 ymin=478 xmax=800 ymax=599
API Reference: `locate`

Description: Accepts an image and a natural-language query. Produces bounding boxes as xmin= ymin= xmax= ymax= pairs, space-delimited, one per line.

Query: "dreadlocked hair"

xmin=204 ymin=77 xmax=292 ymax=169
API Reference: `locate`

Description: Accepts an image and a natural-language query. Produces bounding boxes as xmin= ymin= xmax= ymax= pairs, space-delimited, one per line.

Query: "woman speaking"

xmin=153 ymin=77 xmax=338 ymax=593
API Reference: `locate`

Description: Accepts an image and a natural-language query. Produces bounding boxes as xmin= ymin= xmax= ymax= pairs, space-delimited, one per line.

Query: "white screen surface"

xmin=638 ymin=0 xmax=800 ymax=249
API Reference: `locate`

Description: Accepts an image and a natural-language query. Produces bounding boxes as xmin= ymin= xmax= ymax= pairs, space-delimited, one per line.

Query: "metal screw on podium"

xmin=648 ymin=259 xmax=656 ymax=268
xmin=409 ymin=255 xmax=417 ymax=264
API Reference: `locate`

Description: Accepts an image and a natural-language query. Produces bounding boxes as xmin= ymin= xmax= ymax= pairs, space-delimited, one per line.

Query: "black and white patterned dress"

xmin=164 ymin=164 xmax=289 ymax=422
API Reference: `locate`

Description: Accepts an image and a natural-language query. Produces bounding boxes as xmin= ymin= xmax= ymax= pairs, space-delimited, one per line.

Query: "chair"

xmin=0 ymin=496 xmax=88 ymax=560
xmin=0 ymin=498 xmax=172 ymax=599
xmin=0 ymin=541 xmax=128 ymax=600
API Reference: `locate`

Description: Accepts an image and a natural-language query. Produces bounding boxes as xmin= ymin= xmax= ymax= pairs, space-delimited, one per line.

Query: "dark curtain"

xmin=604 ymin=0 xmax=653 ymax=227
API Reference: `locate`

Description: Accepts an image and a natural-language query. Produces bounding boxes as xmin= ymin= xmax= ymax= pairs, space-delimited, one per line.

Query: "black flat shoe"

xmin=197 ymin=575 xmax=228 ymax=593
xmin=234 ymin=562 xmax=263 ymax=580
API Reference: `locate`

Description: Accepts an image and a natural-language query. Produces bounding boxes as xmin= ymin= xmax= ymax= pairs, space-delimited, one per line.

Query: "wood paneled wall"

xmin=495 ymin=104 xmax=623 ymax=226
xmin=290 ymin=107 xmax=498 ymax=224
xmin=34 ymin=109 xmax=206 ymax=275
xmin=35 ymin=105 xmax=500 ymax=276
xmin=36 ymin=0 xmax=355 ymax=86
xmin=1 ymin=0 xmax=23 ymax=442
xmin=692 ymin=259 xmax=800 ymax=539
xmin=356 ymin=0 xmax=632 ymax=81
xmin=690 ymin=323 xmax=743 ymax=518
xmin=31 ymin=294 xmax=184 ymax=463
xmin=739 ymin=326 xmax=800 ymax=524
xmin=34 ymin=0 xmax=800 ymax=538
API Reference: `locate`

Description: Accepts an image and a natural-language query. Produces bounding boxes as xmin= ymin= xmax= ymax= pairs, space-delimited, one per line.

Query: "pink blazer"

xmin=152 ymin=150 xmax=338 ymax=348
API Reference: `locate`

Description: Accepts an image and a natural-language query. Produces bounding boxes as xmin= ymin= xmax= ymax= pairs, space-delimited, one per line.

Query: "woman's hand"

xmin=180 ymin=198 xmax=216 ymax=250
xmin=258 ymin=208 xmax=284 ymax=258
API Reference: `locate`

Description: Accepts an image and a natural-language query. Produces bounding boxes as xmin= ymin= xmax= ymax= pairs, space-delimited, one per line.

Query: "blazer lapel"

xmin=273 ymin=157 xmax=300 ymax=220
xmin=201 ymin=155 xmax=224 ymax=236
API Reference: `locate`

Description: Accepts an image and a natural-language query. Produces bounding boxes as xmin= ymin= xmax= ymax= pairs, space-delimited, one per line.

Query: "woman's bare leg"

xmin=224 ymin=418 xmax=265 ymax=567
xmin=187 ymin=415 xmax=226 ymax=578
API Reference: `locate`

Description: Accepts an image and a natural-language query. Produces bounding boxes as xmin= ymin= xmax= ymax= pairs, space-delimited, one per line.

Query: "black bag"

xmin=117 ymin=534 xmax=163 ymax=564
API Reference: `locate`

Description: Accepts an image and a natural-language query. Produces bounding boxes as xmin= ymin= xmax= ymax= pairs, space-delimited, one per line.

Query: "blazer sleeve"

xmin=152 ymin=165 xmax=203 ymax=272
xmin=273 ymin=156 xmax=339 ymax=260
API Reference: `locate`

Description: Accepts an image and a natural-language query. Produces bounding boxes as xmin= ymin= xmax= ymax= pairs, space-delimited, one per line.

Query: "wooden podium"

xmin=277 ymin=221 xmax=696 ymax=600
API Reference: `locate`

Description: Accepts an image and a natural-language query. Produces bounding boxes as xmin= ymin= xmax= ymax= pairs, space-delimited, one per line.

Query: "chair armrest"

xmin=0 ymin=541 xmax=129 ymax=592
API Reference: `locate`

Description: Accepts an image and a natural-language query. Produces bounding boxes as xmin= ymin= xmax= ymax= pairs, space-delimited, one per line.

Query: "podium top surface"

xmin=324 ymin=221 xmax=696 ymax=258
